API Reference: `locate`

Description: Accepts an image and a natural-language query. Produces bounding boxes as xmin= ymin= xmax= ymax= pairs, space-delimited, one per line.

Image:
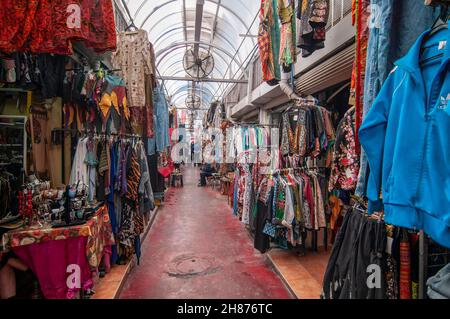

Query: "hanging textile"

xmin=321 ymin=208 xmax=388 ymax=299
xmin=258 ymin=0 xmax=281 ymax=85
xmin=278 ymin=0 xmax=297 ymax=72
xmin=328 ymin=107 xmax=359 ymax=192
xmin=112 ymin=29 xmax=156 ymax=138
xmin=70 ymin=136 xmax=154 ymax=263
xmin=297 ymin=0 xmax=329 ymax=58
xmin=0 ymin=0 xmax=117 ymax=55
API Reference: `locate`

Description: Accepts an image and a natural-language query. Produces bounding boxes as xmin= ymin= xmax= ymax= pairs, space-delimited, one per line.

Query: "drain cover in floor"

xmin=167 ymin=253 xmax=219 ymax=278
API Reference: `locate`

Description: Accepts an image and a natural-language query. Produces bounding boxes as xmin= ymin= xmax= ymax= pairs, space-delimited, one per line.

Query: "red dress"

xmin=0 ymin=0 xmax=116 ymax=55
xmin=0 ymin=0 xmax=40 ymax=54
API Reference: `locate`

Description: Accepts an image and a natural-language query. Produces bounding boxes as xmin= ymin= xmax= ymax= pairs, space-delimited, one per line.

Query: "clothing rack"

xmin=96 ymin=132 xmax=142 ymax=139
xmin=269 ymin=166 xmax=329 ymax=251
xmin=53 ymin=128 xmax=142 ymax=141
xmin=65 ymin=68 xmax=122 ymax=73
xmin=234 ymin=123 xmax=278 ymax=128
xmin=284 ymin=97 xmax=319 ymax=113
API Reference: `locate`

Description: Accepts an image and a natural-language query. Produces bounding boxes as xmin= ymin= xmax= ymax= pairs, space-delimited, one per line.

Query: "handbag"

xmin=262 ymin=220 xmax=277 ymax=238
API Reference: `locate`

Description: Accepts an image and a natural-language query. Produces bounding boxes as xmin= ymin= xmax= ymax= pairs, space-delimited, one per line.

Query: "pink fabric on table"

xmin=13 ymin=236 xmax=93 ymax=299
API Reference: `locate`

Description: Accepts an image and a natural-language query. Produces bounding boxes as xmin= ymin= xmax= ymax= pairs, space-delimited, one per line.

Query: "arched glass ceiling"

xmin=124 ymin=0 xmax=259 ymax=109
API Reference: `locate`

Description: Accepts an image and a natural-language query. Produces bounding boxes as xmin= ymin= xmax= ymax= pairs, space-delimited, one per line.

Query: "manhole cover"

xmin=167 ymin=254 xmax=220 ymax=278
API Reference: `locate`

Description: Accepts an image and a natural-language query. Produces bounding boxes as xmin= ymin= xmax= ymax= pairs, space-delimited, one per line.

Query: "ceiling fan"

xmin=183 ymin=47 xmax=215 ymax=79
xmin=185 ymin=94 xmax=201 ymax=109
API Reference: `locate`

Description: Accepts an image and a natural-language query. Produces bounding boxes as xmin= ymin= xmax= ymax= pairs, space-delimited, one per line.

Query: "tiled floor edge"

xmin=265 ymin=253 xmax=300 ymax=300
xmin=110 ymin=206 xmax=160 ymax=299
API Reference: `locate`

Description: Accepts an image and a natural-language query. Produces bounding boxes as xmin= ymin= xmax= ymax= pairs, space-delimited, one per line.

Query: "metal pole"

xmin=419 ymin=230 xmax=428 ymax=299
xmin=157 ymin=76 xmax=248 ymax=83
xmin=213 ymin=10 xmax=259 ymax=97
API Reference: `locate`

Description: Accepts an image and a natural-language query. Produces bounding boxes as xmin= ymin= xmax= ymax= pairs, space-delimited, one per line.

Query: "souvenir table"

xmin=1 ymin=205 xmax=114 ymax=299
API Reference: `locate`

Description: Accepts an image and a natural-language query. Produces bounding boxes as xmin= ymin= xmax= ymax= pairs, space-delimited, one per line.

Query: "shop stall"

xmin=0 ymin=0 xmax=171 ymax=299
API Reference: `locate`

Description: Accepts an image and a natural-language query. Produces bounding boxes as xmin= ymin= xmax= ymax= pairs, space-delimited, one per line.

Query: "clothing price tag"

xmin=438 ymin=41 xmax=447 ymax=51
xmin=386 ymin=236 xmax=393 ymax=255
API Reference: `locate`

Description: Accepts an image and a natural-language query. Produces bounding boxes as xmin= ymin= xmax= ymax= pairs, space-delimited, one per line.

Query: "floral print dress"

xmin=328 ymin=107 xmax=360 ymax=191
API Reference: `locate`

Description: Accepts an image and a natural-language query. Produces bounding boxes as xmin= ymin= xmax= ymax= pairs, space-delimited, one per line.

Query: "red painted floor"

xmin=119 ymin=166 xmax=293 ymax=299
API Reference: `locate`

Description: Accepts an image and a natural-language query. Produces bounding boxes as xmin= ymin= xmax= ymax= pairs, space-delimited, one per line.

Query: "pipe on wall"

xmin=278 ymin=70 xmax=301 ymax=101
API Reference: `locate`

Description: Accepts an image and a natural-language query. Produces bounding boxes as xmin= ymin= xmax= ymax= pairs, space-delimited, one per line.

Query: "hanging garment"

xmin=328 ymin=107 xmax=359 ymax=191
xmin=355 ymin=0 xmax=438 ymax=197
xmin=297 ymin=0 xmax=329 ymax=57
xmin=241 ymin=164 xmax=253 ymax=225
xmin=427 ymin=263 xmax=450 ymax=299
xmin=254 ymin=178 xmax=274 ymax=253
xmin=30 ymin=110 xmax=48 ymax=178
xmin=147 ymin=85 xmax=170 ymax=155
xmin=278 ymin=0 xmax=297 ymax=71
xmin=359 ymin=28 xmax=450 ymax=248
xmin=258 ymin=0 xmax=281 ymax=85
xmin=399 ymin=229 xmax=411 ymax=299
xmin=0 ymin=0 xmax=39 ymax=53
xmin=321 ymin=209 xmax=388 ymax=299
xmin=112 ymin=30 xmax=154 ymax=107
xmin=7 ymin=0 xmax=117 ymax=55
xmin=70 ymin=138 xmax=88 ymax=186
xmin=112 ymin=29 xmax=155 ymax=136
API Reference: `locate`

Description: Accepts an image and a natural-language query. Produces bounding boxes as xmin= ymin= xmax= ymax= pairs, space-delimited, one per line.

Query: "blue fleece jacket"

xmin=359 ymin=27 xmax=450 ymax=248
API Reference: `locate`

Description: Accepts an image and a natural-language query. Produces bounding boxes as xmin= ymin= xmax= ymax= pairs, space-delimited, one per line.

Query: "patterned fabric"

xmin=2 ymin=205 xmax=114 ymax=268
xmin=0 ymin=0 xmax=39 ymax=54
xmin=0 ymin=0 xmax=116 ymax=55
xmin=297 ymin=0 xmax=329 ymax=57
xmin=281 ymin=113 xmax=290 ymax=156
xmin=258 ymin=0 xmax=281 ymax=85
xmin=399 ymin=230 xmax=411 ymax=299
xmin=278 ymin=0 xmax=297 ymax=71
xmin=263 ymin=221 xmax=277 ymax=237
xmin=118 ymin=202 xmax=135 ymax=248
xmin=85 ymin=206 xmax=115 ymax=268
xmin=126 ymin=149 xmax=141 ymax=203
xmin=386 ymin=255 xmax=399 ymax=299
xmin=311 ymin=173 xmax=326 ymax=228
xmin=112 ymin=29 xmax=155 ymax=137
xmin=241 ymin=164 xmax=253 ymax=225
xmin=349 ymin=0 xmax=370 ymax=152
xmin=112 ymin=30 xmax=154 ymax=108
xmin=328 ymin=107 xmax=360 ymax=191
xmin=302 ymin=173 xmax=314 ymax=229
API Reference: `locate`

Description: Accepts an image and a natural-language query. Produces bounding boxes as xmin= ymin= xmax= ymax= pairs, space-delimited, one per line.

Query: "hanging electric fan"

xmin=185 ymin=94 xmax=201 ymax=109
xmin=183 ymin=47 xmax=215 ymax=79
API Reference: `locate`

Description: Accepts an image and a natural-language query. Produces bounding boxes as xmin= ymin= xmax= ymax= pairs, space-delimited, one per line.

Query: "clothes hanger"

xmin=420 ymin=3 xmax=450 ymax=65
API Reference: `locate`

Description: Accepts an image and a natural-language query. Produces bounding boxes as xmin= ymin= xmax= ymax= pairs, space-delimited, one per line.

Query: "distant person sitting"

xmin=198 ymin=163 xmax=216 ymax=187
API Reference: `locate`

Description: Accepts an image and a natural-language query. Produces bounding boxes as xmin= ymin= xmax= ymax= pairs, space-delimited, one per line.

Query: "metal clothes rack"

xmin=233 ymin=123 xmax=278 ymax=128
xmin=65 ymin=67 xmax=122 ymax=73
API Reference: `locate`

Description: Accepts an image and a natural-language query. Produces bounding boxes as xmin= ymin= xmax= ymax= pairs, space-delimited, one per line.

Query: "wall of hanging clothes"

xmin=319 ymin=0 xmax=450 ymax=300
xmin=228 ymin=124 xmax=274 ymax=223
xmin=251 ymin=166 xmax=328 ymax=254
xmin=0 ymin=2 xmax=168 ymax=299
xmin=70 ymin=133 xmax=154 ymax=264
xmin=243 ymin=88 xmax=363 ymax=256
xmin=258 ymin=0 xmax=329 ymax=85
